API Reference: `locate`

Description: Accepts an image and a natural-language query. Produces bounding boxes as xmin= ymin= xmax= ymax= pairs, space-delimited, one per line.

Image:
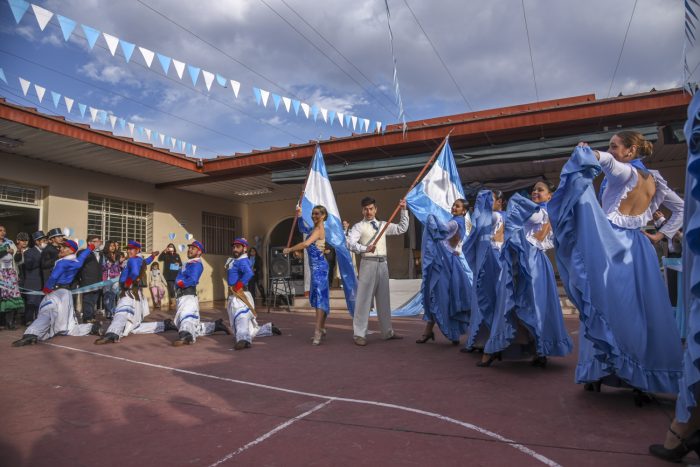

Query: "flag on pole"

xmin=300 ymin=146 xmax=357 ymax=315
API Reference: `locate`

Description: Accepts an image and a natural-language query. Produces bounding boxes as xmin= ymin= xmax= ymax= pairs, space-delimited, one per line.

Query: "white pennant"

xmin=229 ymin=80 xmax=240 ymax=98
xmin=159 ymin=133 xmax=165 ymax=145
xmin=301 ymin=102 xmax=310 ymax=118
xmin=363 ymin=118 xmax=370 ymax=132
xmin=109 ymin=115 xmax=117 ymax=129
xmin=103 ymin=33 xmax=119 ymax=56
xmin=19 ymin=78 xmax=30 ymax=96
xmin=201 ymin=70 xmax=214 ymax=91
xmin=320 ymin=108 xmax=328 ymax=123
xmin=31 ymin=4 xmax=53 ymax=31
xmin=144 ymin=128 xmax=152 ymax=140
xmin=89 ymin=107 xmax=99 ymax=122
xmin=351 ymin=116 xmax=358 ymax=131
xmin=170 ymin=137 xmax=176 ymax=148
xmin=375 ymin=121 xmax=382 ymax=132
xmin=260 ymin=89 xmax=270 ymax=107
xmin=34 ymin=84 xmax=46 ymax=103
xmin=172 ymin=59 xmax=185 ymax=79
xmin=139 ymin=47 xmax=155 ymax=67
xmin=64 ymin=96 xmax=74 ymax=113
xmin=127 ymin=122 xmax=135 ymax=136
xmin=282 ymin=96 xmax=291 ymax=112
xmin=337 ymin=112 xmax=344 ymax=127
xmin=192 ymin=145 xmax=197 ymax=156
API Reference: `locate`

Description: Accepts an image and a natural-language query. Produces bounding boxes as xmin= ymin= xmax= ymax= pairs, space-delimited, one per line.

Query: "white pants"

xmin=226 ymin=294 xmax=272 ymax=343
xmin=174 ymin=295 xmax=204 ymax=342
xmin=130 ymin=320 xmax=215 ymax=336
xmin=106 ymin=290 xmax=149 ymax=338
xmin=353 ymin=259 xmax=393 ymax=338
xmin=25 ymin=289 xmax=93 ymax=341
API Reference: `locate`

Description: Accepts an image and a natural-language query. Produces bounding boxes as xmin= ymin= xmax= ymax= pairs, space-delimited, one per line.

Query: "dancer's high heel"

xmin=649 ymin=428 xmax=700 ymax=462
xmin=415 ymin=332 xmax=435 ymax=344
xmin=583 ymin=380 xmax=602 ymax=392
xmin=312 ymin=330 xmax=323 ymax=346
xmin=531 ymin=356 xmax=547 ymax=368
xmin=476 ymin=352 xmax=502 ymax=367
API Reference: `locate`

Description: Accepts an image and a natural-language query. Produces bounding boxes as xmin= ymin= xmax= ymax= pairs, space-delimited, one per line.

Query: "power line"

xmin=520 ymin=0 xmax=539 ymax=102
xmin=401 ymin=0 xmax=474 ymax=112
xmin=605 ymin=0 xmax=638 ymax=98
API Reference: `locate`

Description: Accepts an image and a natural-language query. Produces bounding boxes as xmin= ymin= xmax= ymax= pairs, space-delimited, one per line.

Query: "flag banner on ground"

xmin=300 ymin=146 xmax=357 ymax=315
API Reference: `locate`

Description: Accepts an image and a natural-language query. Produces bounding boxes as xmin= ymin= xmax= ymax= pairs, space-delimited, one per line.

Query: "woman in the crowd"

xmin=148 ymin=262 xmax=167 ymax=309
xmin=416 ymin=198 xmax=471 ymax=345
xmin=481 ymin=183 xmax=573 ymax=368
xmin=0 ymin=225 xmax=23 ymax=329
xmin=284 ymin=205 xmax=329 ymax=345
xmin=158 ymin=243 xmax=182 ymax=310
xmin=549 ymin=131 xmax=683 ymax=402
xmin=247 ymin=247 xmax=265 ymax=304
xmin=101 ymin=240 xmax=122 ymax=319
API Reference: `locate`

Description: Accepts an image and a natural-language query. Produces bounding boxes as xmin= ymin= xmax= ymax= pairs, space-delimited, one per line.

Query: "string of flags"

xmin=5 ymin=0 xmax=385 ymax=134
xmin=685 ymin=0 xmax=699 ymax=93
xmin=0 ymin=67 xmax=198 ymax=157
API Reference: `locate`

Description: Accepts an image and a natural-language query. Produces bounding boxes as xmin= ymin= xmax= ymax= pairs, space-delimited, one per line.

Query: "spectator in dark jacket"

xmin=41 ymin=228 xmax=64 ymax=284
xmin=248 ymin=247 xmax=265 ymax=304
xmin=22 ymin=231 xmax=46 ymax=325
xmin=158 ymin=243 xmax=182 ymax=310
xmin=77 ymin=234 xmax=103 ymax=322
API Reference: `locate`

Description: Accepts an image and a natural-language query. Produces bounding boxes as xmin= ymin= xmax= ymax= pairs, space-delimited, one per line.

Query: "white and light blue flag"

xmin=300 ymin=146 xmax=357 ymax=315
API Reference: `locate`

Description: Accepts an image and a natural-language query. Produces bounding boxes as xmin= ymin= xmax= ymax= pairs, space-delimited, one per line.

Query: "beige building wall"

xmin=5 ymin=151 xmax=247 ymax=302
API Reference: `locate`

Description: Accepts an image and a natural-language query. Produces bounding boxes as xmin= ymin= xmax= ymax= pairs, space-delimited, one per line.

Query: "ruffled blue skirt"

xmin=467 ymin=246 xmax=504 ymax=349
xmin=307 ymin=244 xmax=330 ymax=314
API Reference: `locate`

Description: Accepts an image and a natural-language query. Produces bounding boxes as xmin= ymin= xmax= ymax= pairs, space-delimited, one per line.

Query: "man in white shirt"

xmin=347 ymin=197 xmax=409 ymax=346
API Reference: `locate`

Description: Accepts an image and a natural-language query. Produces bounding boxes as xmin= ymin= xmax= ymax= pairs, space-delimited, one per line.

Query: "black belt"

xmin=177 ymin=286 xmax=197 ymax=297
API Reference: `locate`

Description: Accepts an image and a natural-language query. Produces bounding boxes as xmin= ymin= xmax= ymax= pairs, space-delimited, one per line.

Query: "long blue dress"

xmin=484 ymin=193 xmax=573 ymax=357
xmin=549 ymin=147 xmax=682 ymax=394
xmin=465 ymin=190 xmax=507 ymax=350
xmin=677 ymin=91 xmax=700 ymax=421
xmin=421 ymin=214 xmax=471 ymax=341
xmin=298 ymin=219 xmax=330 ymax=315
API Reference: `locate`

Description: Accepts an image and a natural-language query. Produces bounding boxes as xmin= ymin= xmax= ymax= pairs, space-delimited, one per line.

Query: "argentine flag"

xmin=300 ymin=147 xmax=357 ymax=315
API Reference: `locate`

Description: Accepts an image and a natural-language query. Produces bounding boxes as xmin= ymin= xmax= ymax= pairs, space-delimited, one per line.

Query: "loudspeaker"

xmin=269 ymin=246 xmax=290 ymax=278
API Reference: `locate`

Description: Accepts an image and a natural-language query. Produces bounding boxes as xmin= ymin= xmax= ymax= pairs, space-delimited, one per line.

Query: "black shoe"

xmin=583 ymin=381 xmax=602 ymax=392
xmin=633 ymin=389 xmax=656 ymax=407
xmin=214 ymin=318 xmax=232 ymax=335
xmin=234 ymin=340 xmax=251 ymax=350
xmin=95 ymin=333 xmax=119 ymax=345
xmin=163 ymin=319 xmax=178 ymax=332
xmin=415 ymin=332 xmax=435 ymax=344
xmin=531 ymin=356 xmax=547 ymax=368
xmin=476 ymin=352 xmax=502 ymax=367
xmin=89 ymin=323 xmax=104 ymax=336
xmin=173 ymin=332 xmax=195 ymax=347
xmin=460 ymin=347 xmax=476 ymax=354
xmin=271 ymin=324 xmax=282 ymax=335
xmin=12 ymin=334 xmax=37 ymax=347
xmin=649 ymin=429 xmax=700 ymax=462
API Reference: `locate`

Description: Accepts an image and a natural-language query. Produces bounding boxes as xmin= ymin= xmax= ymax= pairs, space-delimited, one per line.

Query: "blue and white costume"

xmin=549 ymin=146 xmax=683 ymax=393
xmin=105 ymin=254 xmax=154 ymax=338
xmin=24 ymin=248 xmax=95 ymax=340
xmin=170 ymin=257 xmax=215 ymax=342
xmin=421 ymin=214 xmax=471 ymax=341
xmin=484 ymin=193 xmax=573 ymax=358
xmin=298 ymin=218 xmax=330 ymax=314
xmin=465 ymin=190 xmax=507 ymax=350
xmin=226 ymin=253 xmax=272 ymax=344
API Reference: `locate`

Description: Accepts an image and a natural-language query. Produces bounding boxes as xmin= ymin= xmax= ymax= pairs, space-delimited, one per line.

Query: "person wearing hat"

xmin=95 ymin=240 xmax=160 ymax=344
xmin=170 ymin=240 xmax=230 ymax=346
xmin=0 ymin=225 xmax=23 ymax=330
xmin=41 ymin=228 xmax=65 ymax=284
xmin=227 ymin=237 xmax=280 ymax=350
xmin=13 ymin=232 xmax=30 ymax=327
xmin=20 ymin=231 xmax=47 ymax=325
xmin=12 ymin=240 xmax=102 ymax=346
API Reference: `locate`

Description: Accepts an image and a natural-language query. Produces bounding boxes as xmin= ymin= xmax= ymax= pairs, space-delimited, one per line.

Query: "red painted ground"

xmin=0 ymin=304 xmax=688 ymax=467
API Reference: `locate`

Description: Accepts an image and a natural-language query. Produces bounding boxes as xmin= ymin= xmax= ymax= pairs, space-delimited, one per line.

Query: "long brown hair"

xmin=615 ymin=131 xmax=653 ymax=158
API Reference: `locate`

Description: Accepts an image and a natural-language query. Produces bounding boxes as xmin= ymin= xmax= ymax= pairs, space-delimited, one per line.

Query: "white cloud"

xmin=79 ymin=61 xmax=141 ymax=87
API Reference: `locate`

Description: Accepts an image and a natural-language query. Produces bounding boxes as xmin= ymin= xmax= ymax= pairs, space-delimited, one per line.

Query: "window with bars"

xmin=0 ymin=183 xmax=39 ymax=206
xmin=87 ymin=194 xmax=152 ymax=250
xmin=202 ymin=212 xmax=240 ymax=255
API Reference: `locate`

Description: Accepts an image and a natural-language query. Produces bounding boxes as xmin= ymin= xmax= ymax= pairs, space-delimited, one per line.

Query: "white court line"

xmin=208 ymin=400 xmax=331 ymax=466
xmin=45 ymin=343 xmax=561 ymax=467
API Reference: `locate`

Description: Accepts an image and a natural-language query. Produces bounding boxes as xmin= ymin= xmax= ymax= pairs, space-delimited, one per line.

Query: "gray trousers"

xmin=353 ymin=258 xmax=393 ymax=338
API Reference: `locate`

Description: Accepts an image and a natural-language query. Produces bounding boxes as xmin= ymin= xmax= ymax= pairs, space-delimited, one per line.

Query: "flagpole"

xmin=286 ymin=145 xmax=318 ymax=248
xmin=369 ymin=132 xmax=452 ymax=250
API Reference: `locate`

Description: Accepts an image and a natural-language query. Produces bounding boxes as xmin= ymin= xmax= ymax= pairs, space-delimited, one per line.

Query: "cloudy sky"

xmin=0 ymin=0 xmax=693 ymax=158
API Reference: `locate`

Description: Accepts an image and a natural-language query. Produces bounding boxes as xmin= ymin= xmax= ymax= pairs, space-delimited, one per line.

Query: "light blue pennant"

xmin=8 ymin=0 xmax=29 ymax=24
xmin=157 ymin=53 xmax=171 ymax=74
xmin=78 ymin=103 xmax=86 ymax=118
xmin=98 ymin=110 xmax=107 ymax=125
xmin=81 ymin=24 xmax=100 ymax=50
xmin=56 ymin=15 xmax=76 ymax=41
xmin=118 ymin=118 xmax=126 ymax=130
xmin=119 ymin=40 xmax=135 ymax=63
xmin=215 ymin=73 xmax=227 ymax=87
xmin=292 ymin=99 xmax=300 ymax=115
xmin=272 ymin=93 xmax=281 ymax=111
xmin=51 ymin=91 xmax=61 ymax=108
xmin=253 ymin=87 xmax=262 ymax=105
xmin=328 ymin=110 xmax=335 ymax=126
xmin=312 ymin=105 xmax=319 ymax=121
xmin=0 ymin=68 xmax=6 ymax=85
xmin=187 ymin=65 xmax=200 ymax=86
xmin=345 ymin=115 xmax=352 ymax=127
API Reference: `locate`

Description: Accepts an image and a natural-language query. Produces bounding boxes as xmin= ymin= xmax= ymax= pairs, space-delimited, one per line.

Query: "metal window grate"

xmin=0 ymin=183 xmax=39 ymax=206
xmin=88 ymin=194 xmax=152 ymax=250
xmin=202 ymin=212 xmax=240 ymax=255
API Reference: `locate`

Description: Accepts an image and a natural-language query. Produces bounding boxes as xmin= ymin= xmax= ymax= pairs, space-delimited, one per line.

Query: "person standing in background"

xmin=158 ymin=243 xmax=182 ymax=310
xmin=247 ymin=247 xmax=265 ymax=305
xmin=22 ymin=231 xmax=47 ymax=325
xmin=41 ymin=228 xmax=65 ymax=284
xmin=0 ymin=225 xmax=22 ymax=330
xmin=77 ymin=235 xmax=103 ymax=323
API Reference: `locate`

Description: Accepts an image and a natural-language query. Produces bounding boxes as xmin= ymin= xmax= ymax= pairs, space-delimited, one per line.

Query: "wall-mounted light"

xmin=0 ymin=136 xmax=23 ymax=148
xmin=234 ymin=187 xmax=273 ymax=197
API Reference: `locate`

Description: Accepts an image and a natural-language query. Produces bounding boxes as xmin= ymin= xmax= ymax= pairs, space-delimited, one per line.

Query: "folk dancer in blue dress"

xmin=480 ymin=184 xmax=573 ymax=368
xmin=171 ymin=241 xmax=231 ymax=346
xmin=228 ymin=238 xmax=280 ymax=350
xmin=549 ymin=131 xmax=683 ymax=399
xmin=463 ymin=190 xmax=507 ymax=363
xmin=12 ymin=240 xmax=102 ymax=346
xmin=416 ymin=198 xmax=471 ymax=345
xmin=285 ymin=206 xmax=330 ymax=345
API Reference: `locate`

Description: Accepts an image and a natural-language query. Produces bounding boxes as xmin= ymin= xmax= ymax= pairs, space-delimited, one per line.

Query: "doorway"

xmin=267 ymin=217 xmax=304 ymax=295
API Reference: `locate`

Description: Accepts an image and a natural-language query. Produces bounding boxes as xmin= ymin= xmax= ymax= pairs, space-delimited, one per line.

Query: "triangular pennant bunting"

xmin=56 ymin=14 xmax=76 ymax=41
xmin=172 ymin=59 xmax=185 ymax=79
xmin=81 ymin=24 xmax=100 ymax=50
xmin=363 ymin=118 xmax=369 ymax=132
xmin=64 ymin=96 xmax=74 ymax=113
xmin=179 ymin=140 xmax=185 ymax=151
xmin=292 ymin=99 xmax=300 ymax=115
xmin=260 ymin=89 xmax=270 ymax=107
xmin=31 ymin=4 xmax=53 ymax=31
xmin=103 ymin=33 xmax=119 ymax=56
xmin=321 ymin=108 xmax=328 ymax=123
xmin=152 ymin=131 xmax=159 ymax=143
xmin=144 ymin=128 xmax=152 ymax=140
xmin=139 ymin=47 xmax=154 ymax=67
xmin=192 ymin=145 xmax=197 ymax=156
xmin=337 ymin=112 xmax=344 ymax=127
xmin=253 ymin=87 xmax=262 ymax=105
xmin=301 ymin=102 xmax=310 ymax=118
xmin=351 ymin=116 xmax=358 ymax=131
xmin=201 ymin=70 xmax=214 ymax=91
xmin=127 ymin=122 xmax=135 ymax=136
xmin=229 ymin=80 xmax=240 ymax=98
xmin=19 ymin=77 xmax=30 ymax=96
xmin=34 ymin=84 xmax=45 ymax=103
xmin=187 ymin=65 xmax=200 ymax=86
xmin=98 ymin=110 xmax=107 ymax=125
xmin=78 ymin=103 xmax=86 ymax=118
xmin=8 ymin=0 xmax=30 ymax=24
xmin=109 ymin=114 xmax=117 ymax=129
xmin=118 ymin=118 xmax=125 ymax=129
xmin=328 ymin=110 xmax=335 ymax=126
xmin=119 ymin=40 xmax=135 ymax=63
xmin=311 ymin=105 xmax=319 ymax=121
xmin=159 ymin=133 xmax=165 ymax=145
xmin=51 ymin=91 xmax=61 ymax=108
xmin=170 ymin=137 xmax=176 ymax=148
xmin=89 ymin=106 xmax=98 ymax=122
xmin=215 ymin=74 xmax=227 ymax=87
xmin=375 ymin=121 xmax=382 ymax=133
xmin=282 ymin=96 xmax=291 ymax=112
xmin=0 ymin=68 xmax=6 ymax=84
xmin=272 ymin=93 xmax=281 ymax=111
xmin=157 ymin=53 xmax=171 ymax=74
xmin=137 ymin=126 xmax=144 ymax=138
